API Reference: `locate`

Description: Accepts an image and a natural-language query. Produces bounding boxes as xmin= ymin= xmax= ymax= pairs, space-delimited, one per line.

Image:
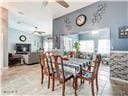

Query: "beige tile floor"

xmin=1 ymin=64 xmax=128 ymax=96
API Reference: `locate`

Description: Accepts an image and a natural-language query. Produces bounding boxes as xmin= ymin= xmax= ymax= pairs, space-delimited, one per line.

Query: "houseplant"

xmin=63 ymin=50 xmax=68 ymax=57
xmin=73 ymin=41 xmax=80 ymax=57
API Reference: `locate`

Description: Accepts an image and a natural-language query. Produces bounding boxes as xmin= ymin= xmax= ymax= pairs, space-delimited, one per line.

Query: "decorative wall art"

xmin=64 ymin=17 xmax=72 ymax=34
xmin=92 ymin=1 xmax=106 ymax=24
xmin=119 ymin=26 xmax=128 ymax=38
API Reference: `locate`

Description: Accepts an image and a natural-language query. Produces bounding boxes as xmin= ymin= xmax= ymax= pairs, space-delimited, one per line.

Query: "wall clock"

xmin=76 ymin=14 xmax=87 ymax=26
xmin=19 ymin=35 xmax=26 ymax=42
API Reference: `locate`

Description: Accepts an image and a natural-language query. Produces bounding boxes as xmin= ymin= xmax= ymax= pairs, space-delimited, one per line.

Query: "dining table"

xmin=62 ymin=58 xmax=91 ymax=76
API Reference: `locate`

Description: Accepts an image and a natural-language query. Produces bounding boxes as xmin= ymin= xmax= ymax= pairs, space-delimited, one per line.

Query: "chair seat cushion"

xmin=59 ymin=70 xmax=73 ymax=80
xmin=82 ymin=72 xmax=92 ymax=78
xmin=50 ymin=68 xmax=56 ymax=74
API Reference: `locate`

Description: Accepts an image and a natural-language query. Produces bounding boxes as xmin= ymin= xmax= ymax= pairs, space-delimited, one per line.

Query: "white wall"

xmin=0 ymin=7 xmax=8 ymax=68
xmin=0 ymin=9 xmax=4 ymax=68
xmin=8 ymin=28 xmax=42 ymax=53
xmin=8 ymin=11 xmax=53 ymax=37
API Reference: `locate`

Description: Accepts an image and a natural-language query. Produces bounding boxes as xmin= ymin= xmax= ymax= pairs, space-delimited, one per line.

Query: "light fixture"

xmin=33 ymin=32 xmax=40 ymax=35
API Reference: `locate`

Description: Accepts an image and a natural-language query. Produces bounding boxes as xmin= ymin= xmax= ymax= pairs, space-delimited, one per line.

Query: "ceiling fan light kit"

xmin=32 ymin=26 xmax=45 ymax=35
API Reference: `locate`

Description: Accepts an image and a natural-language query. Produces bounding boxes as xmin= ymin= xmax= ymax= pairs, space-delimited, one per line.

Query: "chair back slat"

xmin=39 ymin=53 xmax=44 ymax=67
xmin=52 ymin=55 xmax=65 ymax=82
xmin=91 ymin=61 xmax=99 ymax=78
xmin=49 ymin=55 xmax=56 ymax=74
xmin=39 ymin=53 xmax=51 ymax=75
xmin=92 ymin=54 xmax=102 ymax=78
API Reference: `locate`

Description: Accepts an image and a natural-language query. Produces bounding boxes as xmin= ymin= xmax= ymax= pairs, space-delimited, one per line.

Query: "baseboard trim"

xmin=110 ymin=77 xmax=128 ymax=83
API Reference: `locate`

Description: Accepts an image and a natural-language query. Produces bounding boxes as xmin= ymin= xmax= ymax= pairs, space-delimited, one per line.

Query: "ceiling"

xmin=2 ymin=0 xmax=98 ymax=36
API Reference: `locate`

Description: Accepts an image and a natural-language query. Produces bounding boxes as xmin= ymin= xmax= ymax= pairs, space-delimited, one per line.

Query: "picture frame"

xmin=119 ymin=26 xmax=128 ymax=38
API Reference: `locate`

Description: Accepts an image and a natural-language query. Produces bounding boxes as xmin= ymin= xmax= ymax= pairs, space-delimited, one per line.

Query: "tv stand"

xmin=16 ymin=52 xmax=28 ymax=54
xmin=9 ymin=54 xmax=25 ymax=66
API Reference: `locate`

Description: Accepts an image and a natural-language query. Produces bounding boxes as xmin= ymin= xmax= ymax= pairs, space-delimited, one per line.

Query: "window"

xmin=43 ymin=40 xmax=53 ymax=52
xmin=48 ymin=40 xmax=53 ymax=51
xmin=64 ymin=37 xmax=73 ymax=51
xmin=80 ymin=40 xmax=94 ymax=53
xmin=98 ymin=39 xmax=110 ymax=54
xmin=44 ymin=41 xmax=48 ymax=52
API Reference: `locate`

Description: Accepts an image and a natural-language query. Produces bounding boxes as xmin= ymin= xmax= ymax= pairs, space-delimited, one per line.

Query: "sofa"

xmin=22 ymin=52 xmax=40 ymax=64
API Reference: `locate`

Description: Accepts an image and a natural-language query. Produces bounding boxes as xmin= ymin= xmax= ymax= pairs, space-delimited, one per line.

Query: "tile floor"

xmin=1 ymin=64 xmax=128 ymax=96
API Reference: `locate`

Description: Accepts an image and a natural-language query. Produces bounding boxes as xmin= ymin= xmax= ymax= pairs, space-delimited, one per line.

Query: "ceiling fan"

xmin=32 ymin=27 xmax=45 ymax=35
xmin=41 ymin=0 xmax=69 ymax=8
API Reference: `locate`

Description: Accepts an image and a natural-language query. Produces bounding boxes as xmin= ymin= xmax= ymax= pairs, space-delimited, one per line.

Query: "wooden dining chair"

xmin=79 ymin=52 xmax=85 ymax=59
xmin=68 ymin=51 xmax=76 ymax=58
xmin=39 ymin=53 xmax=45 ymax=84
xmin=52 ymin=55 xmax=74 ymax=96
xmin=74 ymin=55 xmax=101 ymax=96
xmin=39 ymin=53 xmax=54 ymax=89
xmin=48 ymin=54 xmax=56 ymax=91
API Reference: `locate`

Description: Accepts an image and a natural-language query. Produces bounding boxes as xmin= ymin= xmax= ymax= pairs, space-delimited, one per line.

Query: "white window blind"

xmin=64 ymin=37 xmax=73 ymax=51
xmin=80 ymin=40 xmax=94 ymax=52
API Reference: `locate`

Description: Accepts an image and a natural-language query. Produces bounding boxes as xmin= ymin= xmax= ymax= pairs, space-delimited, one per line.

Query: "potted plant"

xmin=73 ymin=41 xmax=80 ymax=58
xmin=63 ymin=50 xmax=68 ymax=58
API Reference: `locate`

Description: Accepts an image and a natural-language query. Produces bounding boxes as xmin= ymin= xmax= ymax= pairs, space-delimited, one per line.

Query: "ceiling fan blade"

xmin=56 ymin=0 xmax=69 ymax=8
xmin=34 ymin=31 xmax=45 ymax=33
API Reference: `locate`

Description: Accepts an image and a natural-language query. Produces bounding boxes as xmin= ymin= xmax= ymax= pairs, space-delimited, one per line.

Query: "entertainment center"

xmin=14 ymin=43 xmax=40 ymax=64
xmin=16 ymin=44 xmax=31 ymax=54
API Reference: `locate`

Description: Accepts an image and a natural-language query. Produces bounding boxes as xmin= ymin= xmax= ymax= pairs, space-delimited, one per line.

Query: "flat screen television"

xmin=16 ymin=44 xmax=31 ymax=54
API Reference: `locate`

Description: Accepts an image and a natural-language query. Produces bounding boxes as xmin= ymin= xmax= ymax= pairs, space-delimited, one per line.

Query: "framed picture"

xmin=119 ymin=26 xmax=128 ymax=38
